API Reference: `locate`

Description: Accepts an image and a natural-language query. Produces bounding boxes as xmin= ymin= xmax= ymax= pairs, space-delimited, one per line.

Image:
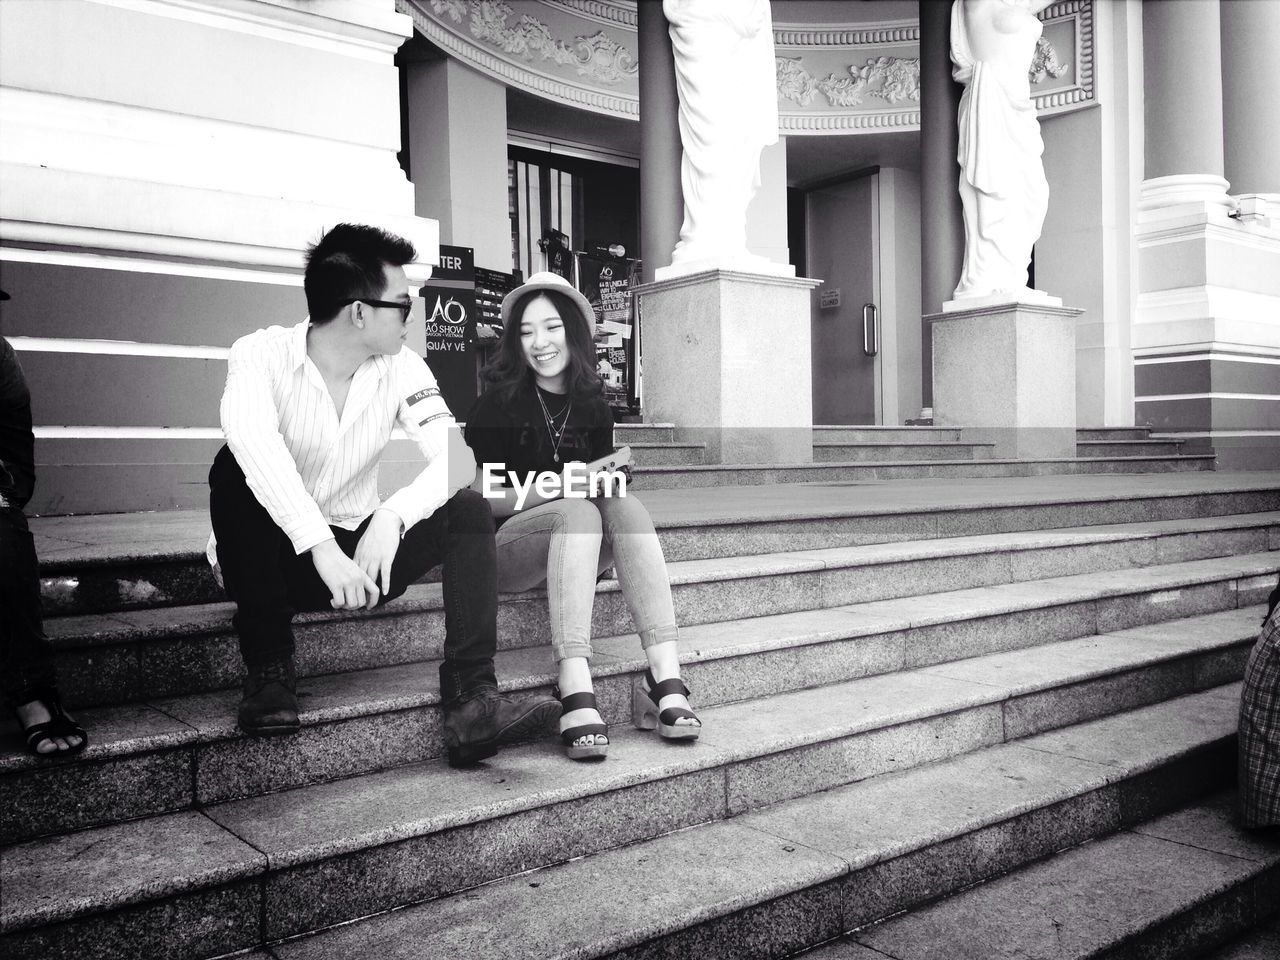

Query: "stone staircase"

xmin=617 ymin=425 xmax=1213 ymax=488
xmin=3 ymin=471 xmax=1279 ymax=959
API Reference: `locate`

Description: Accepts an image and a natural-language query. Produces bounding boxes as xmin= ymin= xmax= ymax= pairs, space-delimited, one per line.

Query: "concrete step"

xmin=612 ymin=423 xmax=675 ymax=443
xmin=814 ymin=425 xmax=964 ymax=442
xmin=1078 ymin=427 xmax=1156 ymax=441
xmin=623 ymin=441 xmax=706 ymax=466
xmin=1201 ymin=912 xmax=1280 ymax=959
xmin=35 ymin=474 xmax=1280 ymax=616
xmin=833 ymin=790 xmax=1280 ymax=960
xmin=0 ymin=595 xmax=1264 ymax=847
xmin=37 ymin=517 xmax=1280 ymax=706
xmin=5 ymin=686 xmax=1230 ymax=960
xmin=1078 ymin=439 xmax=1186 ymax=457
xmin=631 ymin=454 xmax=1215 ymax=489
xmin=812 ymin=441 xmax=996 ymax=462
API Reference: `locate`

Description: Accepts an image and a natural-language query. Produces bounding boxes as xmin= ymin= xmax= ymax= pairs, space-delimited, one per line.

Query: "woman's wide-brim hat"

xmin=500 ymin=271 xmax=596 ymax=328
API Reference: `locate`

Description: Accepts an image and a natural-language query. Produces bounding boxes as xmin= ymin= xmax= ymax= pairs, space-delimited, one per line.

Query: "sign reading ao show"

xmin=420 ymin=245 xmax=479 ymax=416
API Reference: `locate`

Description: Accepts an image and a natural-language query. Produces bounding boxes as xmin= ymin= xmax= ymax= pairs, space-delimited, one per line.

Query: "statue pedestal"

xmin=928 ymin=301 xmax=1082 ymax=460
xmin=636 ymin=270 xmax=820 ymax=464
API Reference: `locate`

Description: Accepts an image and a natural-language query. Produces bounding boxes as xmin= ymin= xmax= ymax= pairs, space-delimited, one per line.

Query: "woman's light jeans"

xmin=494 ymin=494 xmax=678 ymax=662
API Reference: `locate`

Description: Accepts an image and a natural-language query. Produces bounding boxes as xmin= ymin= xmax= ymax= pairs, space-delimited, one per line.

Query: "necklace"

xmin=536 ymin=387 xmax=573 ymax=462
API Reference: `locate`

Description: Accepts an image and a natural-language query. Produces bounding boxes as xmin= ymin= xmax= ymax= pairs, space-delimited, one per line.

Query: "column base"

xmin=635 ymin=270 xmax=819 ymax=464
xmin=655 ymin=254 xmax=796 ymax=282
xmin=929 ymin=302 xmax=1083 ymax=460
xmin=943 ymin=288 xmax=1063 ymax=313
xmin=1138 ymin=174 xmax=1233 ymax=225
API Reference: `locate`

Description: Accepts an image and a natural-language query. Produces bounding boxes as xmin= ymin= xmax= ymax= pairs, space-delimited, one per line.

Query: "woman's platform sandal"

xmin=632 ymin=670 xmax=701 ymax=741
xmin=15 ymin=686 xmax=88 ymax=759
xmin=556 ymin=688 xmax=609 ymax=761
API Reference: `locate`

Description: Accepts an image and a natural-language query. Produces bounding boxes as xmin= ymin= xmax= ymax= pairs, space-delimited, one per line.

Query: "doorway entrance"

xmin=806 ymin=171 xmax=881 ymax=425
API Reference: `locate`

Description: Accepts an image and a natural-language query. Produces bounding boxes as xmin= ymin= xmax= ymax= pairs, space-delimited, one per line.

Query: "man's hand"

xmin=311 ymin=538 xmax=381 ymax=610
xmin=354 ymin=508 xmax=402 ymax=599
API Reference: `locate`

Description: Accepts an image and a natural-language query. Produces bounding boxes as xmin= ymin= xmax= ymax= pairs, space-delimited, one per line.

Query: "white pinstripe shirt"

xmin=209 ymin=319 xmax=474 ymax=563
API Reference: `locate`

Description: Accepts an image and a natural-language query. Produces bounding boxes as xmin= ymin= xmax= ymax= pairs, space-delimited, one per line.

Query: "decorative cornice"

xmin=426 ymin=0 xmax=637 ymax=84
xmin=399 ymin=0 xmax=638 ymax=117
xmin=772 ymin=20 xmax=920 ymax=48
xmin=778 ymin=111 xmax=922 ymax=134
xmin=538 ymin=0 xmax=635 ymax=29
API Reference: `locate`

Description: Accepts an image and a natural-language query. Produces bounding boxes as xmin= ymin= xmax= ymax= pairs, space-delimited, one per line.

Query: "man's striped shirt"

xmin=211 ymin=319 xmax=473 ymax=561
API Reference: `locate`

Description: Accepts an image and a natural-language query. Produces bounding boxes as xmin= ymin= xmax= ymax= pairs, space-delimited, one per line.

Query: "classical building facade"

xmin=1 ymin=0 xmax=1276 ymax=514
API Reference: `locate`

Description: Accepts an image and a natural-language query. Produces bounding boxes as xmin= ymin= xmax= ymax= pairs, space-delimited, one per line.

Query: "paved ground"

xmin=27 ymin=470 xmax=1280 ymax=565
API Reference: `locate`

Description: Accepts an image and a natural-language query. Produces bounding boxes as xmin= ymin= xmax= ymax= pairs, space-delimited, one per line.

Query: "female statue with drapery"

xmin=950 ymin=0 xmax=1054 ymax=301
xmin=662 ymin=0 xmax=778 ymax=274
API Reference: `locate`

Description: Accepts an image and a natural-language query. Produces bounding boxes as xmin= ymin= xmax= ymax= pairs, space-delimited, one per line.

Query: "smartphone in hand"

xmin=582 ymin=445 xmax=631 ymax=474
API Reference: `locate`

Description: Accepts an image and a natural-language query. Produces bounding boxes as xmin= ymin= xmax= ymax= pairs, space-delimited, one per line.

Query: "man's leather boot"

xmin=442 ymin=685 xmax=560 ymax=767
xmin=238 ymin=655 xmax=300 ymax=736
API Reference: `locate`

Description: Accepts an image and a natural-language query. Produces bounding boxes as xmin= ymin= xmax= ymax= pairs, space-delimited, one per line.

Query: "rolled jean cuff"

xmin=552 ymin=634 xmax=594 ymax=662
xmin=637 ymin=624 xmax=679 ymax=650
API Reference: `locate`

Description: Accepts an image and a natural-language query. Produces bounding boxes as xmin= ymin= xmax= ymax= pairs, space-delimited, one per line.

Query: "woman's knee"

xmin=594 ymin=492 xmax=655 ymax=536
xmin=550 ymin=498 xmax=604 ymax=538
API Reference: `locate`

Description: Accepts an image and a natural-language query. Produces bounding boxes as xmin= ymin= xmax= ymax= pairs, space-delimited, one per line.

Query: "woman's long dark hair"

xmin=481 ymin=288 xmax=603 ymax=405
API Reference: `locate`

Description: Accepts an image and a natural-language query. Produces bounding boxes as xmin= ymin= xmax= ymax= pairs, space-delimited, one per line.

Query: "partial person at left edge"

xmin=1 ymin=287 xmax=90 ymax=758
xmin=206 ymin=223 xmax=558 ymax=766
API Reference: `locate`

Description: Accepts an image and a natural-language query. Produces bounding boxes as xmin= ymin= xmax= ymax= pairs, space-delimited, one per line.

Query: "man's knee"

xmin=447 ymin=487 xmax=492 ymax=531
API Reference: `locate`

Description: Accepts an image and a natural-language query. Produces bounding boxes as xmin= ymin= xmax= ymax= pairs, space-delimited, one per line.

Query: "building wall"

xmin=0 ymin=0 xmax=438 ymax=515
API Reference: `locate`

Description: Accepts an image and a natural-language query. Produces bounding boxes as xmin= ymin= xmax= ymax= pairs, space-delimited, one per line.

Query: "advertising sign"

xmin=421 ymin=245 xmax=478 ymax=417
xmin=576 ymin=253 xmax=639 ymax=414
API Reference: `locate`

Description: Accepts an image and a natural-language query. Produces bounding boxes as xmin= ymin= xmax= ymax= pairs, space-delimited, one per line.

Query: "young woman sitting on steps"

xmin=464 ymin=272 xmax=700 ymax=761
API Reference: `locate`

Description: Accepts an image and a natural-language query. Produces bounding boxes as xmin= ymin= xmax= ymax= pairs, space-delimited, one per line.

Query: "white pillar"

xmin=405 ymin=58 xmax=511 ymax=271
xmin=1139 ymin=0 xmax=1230 ymax=219
xmin=1221 ymin=0 xmax=1280 ymax=201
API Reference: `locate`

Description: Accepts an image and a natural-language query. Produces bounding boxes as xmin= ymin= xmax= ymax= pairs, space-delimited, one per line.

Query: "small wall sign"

xmin=819 ymin=288 xmax=841 ymax=310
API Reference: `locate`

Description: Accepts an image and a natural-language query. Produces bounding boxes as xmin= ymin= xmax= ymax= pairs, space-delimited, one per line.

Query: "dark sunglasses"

xmin=337 ymin=298 xmax=413 ymax=322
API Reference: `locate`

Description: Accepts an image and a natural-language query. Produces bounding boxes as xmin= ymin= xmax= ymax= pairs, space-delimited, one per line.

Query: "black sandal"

xmin=555 ymin=687 xmax=608 ymax=761
xmin=632 ymin=670 xmax=701 ymax=741
xmin=14 ymin=686 xmax=88 ymax=758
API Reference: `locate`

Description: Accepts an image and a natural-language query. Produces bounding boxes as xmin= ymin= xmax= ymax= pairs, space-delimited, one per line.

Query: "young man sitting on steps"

xmin=207 ymin=223 xmax=558 ymax=766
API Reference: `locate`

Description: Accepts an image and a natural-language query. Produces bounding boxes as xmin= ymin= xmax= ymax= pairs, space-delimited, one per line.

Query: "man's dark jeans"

xmin=208 ymin=445 xmax=499 ymax=701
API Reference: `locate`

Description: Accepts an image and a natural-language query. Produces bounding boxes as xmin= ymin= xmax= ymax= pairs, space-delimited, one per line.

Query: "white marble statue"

xmin=950 ymin=0 xmax=1055 ymax=303
xmin=661 ymin=0 xmax=782 ymax=277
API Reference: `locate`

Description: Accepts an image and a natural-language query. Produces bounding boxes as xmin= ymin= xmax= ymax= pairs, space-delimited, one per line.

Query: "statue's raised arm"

xmin=950 ymin=0 xmax=1053 ymax=303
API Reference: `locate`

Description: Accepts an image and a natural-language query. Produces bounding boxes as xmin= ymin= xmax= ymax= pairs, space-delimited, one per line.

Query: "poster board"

xmin=575 ymin=252 xmax=640 ymax=415
xmin=420 ymin=245 xmax=477 ymax=417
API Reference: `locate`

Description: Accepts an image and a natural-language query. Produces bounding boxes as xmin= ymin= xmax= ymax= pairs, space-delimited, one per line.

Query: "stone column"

xmin=1221 ymin=0 xmax=1280 ymax=203
xmin=1134 ymin=0 xmax=1280 ymax=470
xmin=1140 ymin=0 xmax=1229 ymax=217
xmin=404 ymin=56 xmax=510 ymax=270
xmin=637 ymin=0 xmax=682 ymax=284
xmin=917 ymin=0 xmax=964 ymax=410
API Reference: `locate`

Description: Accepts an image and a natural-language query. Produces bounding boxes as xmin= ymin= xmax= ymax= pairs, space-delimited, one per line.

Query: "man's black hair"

xmin=304 ymin=223 xmax=416 ymax=324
